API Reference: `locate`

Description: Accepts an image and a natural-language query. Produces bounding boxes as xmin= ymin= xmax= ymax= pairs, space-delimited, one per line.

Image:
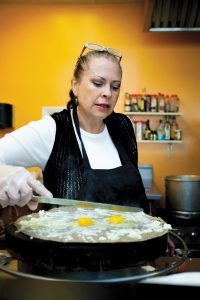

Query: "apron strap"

xmin=73 ymin=108 xmax=132 ymax=169
xmin=72 ymin=108 xmax=92 ymax=169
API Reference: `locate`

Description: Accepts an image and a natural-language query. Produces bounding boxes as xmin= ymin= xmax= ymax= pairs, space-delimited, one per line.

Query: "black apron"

xmin=73 ymin=110 xmax=149 ymax=213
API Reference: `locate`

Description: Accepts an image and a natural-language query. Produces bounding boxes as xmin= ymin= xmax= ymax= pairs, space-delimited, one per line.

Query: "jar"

xmin=174 ymin=129 xmax=182 ymax=140
xmin=150 ymin=95 xmax=158 ymax=112
xmin=135 ymin=121 xmax=143 ymax=141
xmin=158 ymin=94 xmax=165 ymax=113
xmin=124 ymin=93 xmax=131 ymax=112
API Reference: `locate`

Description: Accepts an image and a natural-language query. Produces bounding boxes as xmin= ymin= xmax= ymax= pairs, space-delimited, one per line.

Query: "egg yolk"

xmin=77 ymin=217 xmax=94 ymax=226
xmin=108 ymin=215 xmax=124 ymax=224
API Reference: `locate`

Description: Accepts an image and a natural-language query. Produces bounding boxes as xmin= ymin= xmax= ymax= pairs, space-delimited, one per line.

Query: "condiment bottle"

xmin=169 ymin=94 xmax=176 ymax=112
xmin=135 ymin=120 xmax=143 ymax=141
xmin=175 ymin=94 xmax=180 ymax=112
xmin=150 ymin=95 xmax=158 ymax=112
xmin=131 ymin=94 xmax=139 ymax=112
xmin=124 ymin=92 xmax=131 ymax=112
xmin=145 ymin=95 xmax=151 ymax=112
xmin=165 ymin=95 xmax=170 ymax=112
xmin=174 ymin=129 xmax=182 ymax=140
xmin=164 ymin=116 xmax=171 ymax=140
xmin=170 ymin=116 xmax=179 ymax=140
xmin=157 ymin=119 xmax=165 ymax=140
xmin=158 ymin=93 xmax=165 ymax=113
xmin=138 ymin=94 xmax=145 ymax=112
xmin=144 ymin=119 xmax=151 ymax=140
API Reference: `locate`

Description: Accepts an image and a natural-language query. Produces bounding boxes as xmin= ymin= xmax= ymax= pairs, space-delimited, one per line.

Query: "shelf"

xmin=137 ymin=140 xmax=182 ymax=143
xmin=125 ymin=112 xmax=182 ymax=116
xmin=137 ymin=140 xmax=182 ymax=158
xmin=124 ymin=111 xmax=183 ymax=158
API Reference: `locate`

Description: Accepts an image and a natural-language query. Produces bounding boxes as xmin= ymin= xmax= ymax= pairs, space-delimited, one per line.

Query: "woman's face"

xmin=72 ymin=56 xmax=122 ymax=124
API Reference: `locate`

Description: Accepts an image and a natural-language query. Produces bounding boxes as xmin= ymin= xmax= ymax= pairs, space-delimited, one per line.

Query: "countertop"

xmin=145 ymin=183 xmax=163 ymax=201
xmin=0 ymin=257 xmax=200 ymax=299
xmin=144 ymin=183 xmax=163 ymax=216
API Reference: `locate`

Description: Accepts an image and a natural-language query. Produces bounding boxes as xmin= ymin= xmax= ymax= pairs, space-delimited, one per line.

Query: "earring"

xmin=74 ymin=97 xmax=79 ymax=107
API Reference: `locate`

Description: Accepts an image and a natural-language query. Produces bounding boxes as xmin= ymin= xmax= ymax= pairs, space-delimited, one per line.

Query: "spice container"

xmin=174 ymin=129 xmax=182 ymax=140
xmin=134 ymin=120 xmax=143 ymax=141
xmin=124 ymin=92 xmax=132 ymax=112
xmin=130 ymin=94 xmax=139 ymax=112
xmin=158 ymin=93 xmax=165 ymax=113
xmin=150 ymin=95 xmax=158 ymax=112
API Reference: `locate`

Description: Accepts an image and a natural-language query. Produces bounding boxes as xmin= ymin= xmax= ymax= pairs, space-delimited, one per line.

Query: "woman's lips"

xmin=95 ymin=103 xmax=110 ymax=109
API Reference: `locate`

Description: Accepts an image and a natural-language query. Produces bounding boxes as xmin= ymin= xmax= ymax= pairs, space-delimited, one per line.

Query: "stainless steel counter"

xmin=138 ymin=164 xmax=163 ymax=203
xmin=145 ymin=184 xmax=163 ymax=201
xmin=144 ymin=183 xmax=163 ymax=215
xmin=0 ymin=242 xmax=191 ymax=300
xmin=0 ymin=256 xmax=200 ymax=299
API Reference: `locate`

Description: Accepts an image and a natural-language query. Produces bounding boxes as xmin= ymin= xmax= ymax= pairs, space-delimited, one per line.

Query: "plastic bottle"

xmin=150 ymin=130 xmax=157 ymax=141
xmin=135 ymin=120 xmax=143 ymax=141
xmin=130 ymin=94 xmax=139 ymax=112
xmin=137 ymin=94 xmax=145 ymax=112
xmin=174 ymin=129 xmax=182 ymax=140
xmin=158 ymin=93 xmax=165 ymax=113
xmin=124 ymin=92 xmax=131 ymax=112
xmin=144 ymin=119 xmax=151 ymax=140
xmin=157 ymin=119 xmax=165 ymax=140
xmin=145 ymin=95 xmax=151 ymax=112
xmin=175 ymin=94 xmax=180 ymax=112
xmin=150 ymin=95 xmax=158 ymax=112
xmin=169 ymin=95 xmax=176 ymax=112
xmin=165 ymin=95 xmax=170 ymax=112
xmin=164 ymin=116 xmax=171 ymax=140
xmin=170 ymin=116 xmax=178 ymax=140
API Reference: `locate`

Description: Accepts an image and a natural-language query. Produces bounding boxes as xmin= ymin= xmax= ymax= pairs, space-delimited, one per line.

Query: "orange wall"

xmin=0 ymin=3 xmax=200 ymax=202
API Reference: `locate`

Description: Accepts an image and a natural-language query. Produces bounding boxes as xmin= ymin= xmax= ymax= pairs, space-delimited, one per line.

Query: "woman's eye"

xmin=112 ymin=86 xmax=120 ymax=91
xmin=93 ymin=82 xmax=102 ymax=87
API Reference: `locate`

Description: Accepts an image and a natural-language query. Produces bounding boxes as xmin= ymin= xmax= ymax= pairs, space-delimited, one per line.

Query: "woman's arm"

xmin=0 ymin=115 xmax=56 ymax=170
xmin=0 ymin=116 xmax=56 ymax=209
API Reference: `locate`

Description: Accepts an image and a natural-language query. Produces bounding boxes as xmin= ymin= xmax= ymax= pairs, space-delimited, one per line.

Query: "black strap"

xmin=72 ymin=108 xmax=132 ymax=169
xmin=72 ymin=108 xmax=92 ymax=169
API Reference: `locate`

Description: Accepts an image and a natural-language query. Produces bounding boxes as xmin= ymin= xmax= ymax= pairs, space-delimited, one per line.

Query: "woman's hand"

xmin=0 ymin=165 xmax=52 ymax=210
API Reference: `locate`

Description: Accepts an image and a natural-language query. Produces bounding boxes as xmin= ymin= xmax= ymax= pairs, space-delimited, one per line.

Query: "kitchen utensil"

xmin=5 ymin=223 xmax=168 ymax=273
xmin=165 ymin=175 xmax=200 ymax=219
xmin=5 ymin=196 xmax=170 ymax=273
xmin=32 ymin=195 xmax=143 ymax=213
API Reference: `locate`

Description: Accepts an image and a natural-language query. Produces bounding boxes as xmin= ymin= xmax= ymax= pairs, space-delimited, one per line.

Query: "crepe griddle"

xmin=5 ymin=223 xmax=168 ymax=274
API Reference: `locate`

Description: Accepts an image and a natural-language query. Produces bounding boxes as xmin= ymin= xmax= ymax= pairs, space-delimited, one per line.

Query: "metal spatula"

xmin=32 ymin=195 xmax=143 ymax=213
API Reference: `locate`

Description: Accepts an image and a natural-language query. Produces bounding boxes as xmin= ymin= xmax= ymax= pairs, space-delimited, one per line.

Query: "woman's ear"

xmin=71 ymin=79 xmax=78 ymax=97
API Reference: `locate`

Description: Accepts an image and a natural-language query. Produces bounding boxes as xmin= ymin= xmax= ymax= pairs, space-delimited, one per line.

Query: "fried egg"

xmin=15 ymin=206 xmax=171 ymax=243
xmin=77 ymin=217 xmax=94 ymax=227
xmin=108 ymin=215 xmax=125 ymax=224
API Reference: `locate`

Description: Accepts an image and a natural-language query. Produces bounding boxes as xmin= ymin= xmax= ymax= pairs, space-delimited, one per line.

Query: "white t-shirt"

xmin=0 ymin=115 xmax=121 ymax=170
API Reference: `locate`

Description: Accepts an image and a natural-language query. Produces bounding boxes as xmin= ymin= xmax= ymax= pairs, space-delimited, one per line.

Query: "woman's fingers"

xmin=27 ymin=176 xmax=53 ymax=198
xmin=0 ymin=165 xmax=52 ymax=208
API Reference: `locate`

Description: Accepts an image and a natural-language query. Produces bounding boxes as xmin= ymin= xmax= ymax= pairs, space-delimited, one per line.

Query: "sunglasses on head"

xmin=79 ymin=43 xmax=122 ymax=62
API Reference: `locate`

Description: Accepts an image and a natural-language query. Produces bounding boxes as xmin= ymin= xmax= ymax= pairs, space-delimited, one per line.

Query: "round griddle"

xmin=0 ymin=231 xmax=188 ymax=286
xmin=5 ymin=223 xmax=168 ymax=274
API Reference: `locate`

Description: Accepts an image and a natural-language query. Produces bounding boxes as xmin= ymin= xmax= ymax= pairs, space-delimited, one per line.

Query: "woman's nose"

xmin=102 ymin=85 xmax=112 ymax=97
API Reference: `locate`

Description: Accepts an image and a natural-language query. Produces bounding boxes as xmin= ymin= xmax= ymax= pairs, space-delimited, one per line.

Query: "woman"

xmin=0 ymin=43 xmax=149 ymax=213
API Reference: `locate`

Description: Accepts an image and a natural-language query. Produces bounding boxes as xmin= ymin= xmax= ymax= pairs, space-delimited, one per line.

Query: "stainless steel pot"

xmin=165 ymin=175 xmax=200 ymax=219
